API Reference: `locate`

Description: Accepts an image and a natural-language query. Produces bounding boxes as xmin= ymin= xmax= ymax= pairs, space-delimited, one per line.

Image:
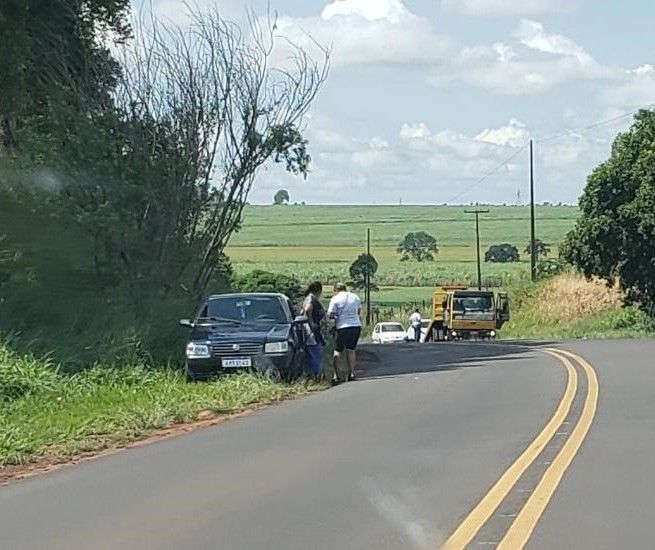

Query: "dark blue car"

xmin=180 ymin=292 xmax=309 ymax=382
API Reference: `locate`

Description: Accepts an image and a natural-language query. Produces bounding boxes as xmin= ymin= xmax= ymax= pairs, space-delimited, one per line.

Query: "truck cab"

xmin=443 ymin=289 xmax=510 ymax=340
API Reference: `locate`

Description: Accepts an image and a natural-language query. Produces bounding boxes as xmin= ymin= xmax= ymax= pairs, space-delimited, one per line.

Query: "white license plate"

xmin=221 ymin=357 xmax=252 ymax=368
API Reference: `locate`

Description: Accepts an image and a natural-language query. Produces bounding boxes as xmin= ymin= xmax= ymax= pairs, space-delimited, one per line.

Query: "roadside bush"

xmin=234 ymin=269 xmax=304 ymax=301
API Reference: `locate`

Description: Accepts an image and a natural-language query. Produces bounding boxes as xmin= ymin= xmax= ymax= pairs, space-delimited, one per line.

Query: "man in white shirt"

xmin=327 ymin=282 xmax=362 ymax=384
xmin=409 ymin=308 xmax=422 ymax=342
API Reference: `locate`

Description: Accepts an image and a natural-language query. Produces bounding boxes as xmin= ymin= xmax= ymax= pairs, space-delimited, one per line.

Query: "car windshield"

xmin=381 ymin=323 xmax=404 ymax=332
xmin=453 ymin=294 xmax=494 ymax=315
xmin=200 ymin=296 xmax=288 ymax=323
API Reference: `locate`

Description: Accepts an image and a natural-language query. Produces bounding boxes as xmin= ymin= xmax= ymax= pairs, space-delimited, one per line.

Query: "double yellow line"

xmin=442 ymin=348 xmax=599 ymax=549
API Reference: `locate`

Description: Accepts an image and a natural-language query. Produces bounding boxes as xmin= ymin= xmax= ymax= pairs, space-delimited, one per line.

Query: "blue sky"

xmin=142 ymin=0 xmax=655 ymax=205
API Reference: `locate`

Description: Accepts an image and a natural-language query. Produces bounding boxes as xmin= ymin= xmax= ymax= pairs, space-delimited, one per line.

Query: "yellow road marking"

xmin=497 ymin=348 xmax=599 ymax=549
xmin=441 ymin=350 xmax=578 ymax=550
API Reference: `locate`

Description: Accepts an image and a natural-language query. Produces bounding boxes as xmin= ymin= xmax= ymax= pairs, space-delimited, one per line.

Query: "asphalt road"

xmin=1 ymin=340 xmax=654 ymax=549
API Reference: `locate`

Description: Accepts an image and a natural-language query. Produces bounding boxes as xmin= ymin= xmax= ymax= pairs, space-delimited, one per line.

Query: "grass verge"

xmin=0 ymin=345 xmax=324 ymax=469
xmin=502 ymin=272 xmax=655 ymax=339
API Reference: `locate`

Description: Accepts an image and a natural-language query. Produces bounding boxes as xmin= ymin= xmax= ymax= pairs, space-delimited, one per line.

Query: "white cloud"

xmin=250 ymin=109 xmax=635 ymax=205
xmin=429 ymin=19 xmax=618 ymax=94
xmin=441 ymin=0 xmax=574 ymax=17
xmin=475 ymin=118 xmax=530 ymax=147
xmin=271 ymin=0 xmax=453 ymax=68
xmin=598 ymin=64 xmax=655 ymax=109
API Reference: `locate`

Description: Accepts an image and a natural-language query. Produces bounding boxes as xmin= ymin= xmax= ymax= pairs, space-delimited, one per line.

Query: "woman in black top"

xmin=302 ymin=281 xmax=327 ymax=378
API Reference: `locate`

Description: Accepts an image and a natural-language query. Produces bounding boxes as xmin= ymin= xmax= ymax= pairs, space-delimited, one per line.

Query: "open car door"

xmin=496 ymin=292 xmax=510 ymax=328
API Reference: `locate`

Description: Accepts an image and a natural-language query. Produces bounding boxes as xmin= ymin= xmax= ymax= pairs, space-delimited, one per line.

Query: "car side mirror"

xmin=179 ymin=318 xmax=194 ymax=328
xmin=293 ymin=315 xmax=308 ymax=324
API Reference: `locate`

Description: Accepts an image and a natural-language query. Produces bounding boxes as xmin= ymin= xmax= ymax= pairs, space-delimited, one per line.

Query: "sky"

xmin=137 ymin=0 xmax=655 ymax=205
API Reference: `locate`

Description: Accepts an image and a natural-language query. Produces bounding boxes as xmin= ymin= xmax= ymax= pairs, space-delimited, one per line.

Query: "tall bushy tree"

xmin=349 ymin=253 xmax=378 ymax=291
xmin=562 ymin=109 xmax=655 ymax=311
xmin=61 ymin=7 xmax=329 ymax=298
xmin=0 ymin=0 xmax=131 ymax=151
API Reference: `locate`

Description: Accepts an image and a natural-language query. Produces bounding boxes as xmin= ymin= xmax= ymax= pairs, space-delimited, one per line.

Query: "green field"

xmin=227 ymin=204 xmax=578 ymax=296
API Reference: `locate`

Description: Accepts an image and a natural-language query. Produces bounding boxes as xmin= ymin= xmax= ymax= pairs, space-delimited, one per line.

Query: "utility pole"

xmin=464 ymin=209 xmax=489 ymax=290
xmin=366 ymin=227 xmax=372 ymax=325
xmin=529 ymin=139 xmax=537 ymax=282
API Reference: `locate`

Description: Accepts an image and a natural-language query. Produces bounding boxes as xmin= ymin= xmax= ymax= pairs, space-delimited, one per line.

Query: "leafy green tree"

xmin=562 ymin=109 xmax=655 ymax=310
xmin=485 ymin=243 xmax=520 ymax=263
xmin=274 ymin=190 xmax=290 ymax=205
xmin=349 ymin=253 xmax=378 ymax=291
xmin=525 ymin=238 xmax=551 ymax=258
xmin=397 ymin=232 xmax=438 ymax=262
xmin=0 ymin=0 xmax=131 ymax=151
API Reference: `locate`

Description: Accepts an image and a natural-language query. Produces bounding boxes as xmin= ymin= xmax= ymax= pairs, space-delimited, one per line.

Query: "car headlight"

xmin=265 ymin=341 xmax=289 ymax=354
xmin=186 ymin=342 xmax=210 ymax=359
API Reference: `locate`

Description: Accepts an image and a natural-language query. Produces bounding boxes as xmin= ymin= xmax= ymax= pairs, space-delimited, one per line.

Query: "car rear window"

xmin=381 ymin=324 xmax=404 ymax=332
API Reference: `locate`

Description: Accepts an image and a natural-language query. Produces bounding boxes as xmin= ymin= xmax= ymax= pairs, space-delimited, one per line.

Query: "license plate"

xmin=221 ymin=357 xmax=252 ymax=368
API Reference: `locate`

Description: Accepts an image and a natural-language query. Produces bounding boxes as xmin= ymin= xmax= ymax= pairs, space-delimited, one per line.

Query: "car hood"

xmin=191 ymin=323 xmax=291 ymax=342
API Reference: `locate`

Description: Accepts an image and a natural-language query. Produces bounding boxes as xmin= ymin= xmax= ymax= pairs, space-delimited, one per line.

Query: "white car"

xmin=407 ymin=320 xmax=430 ymax=343
xmin=372 ymin=322 xmax=409 ymax=344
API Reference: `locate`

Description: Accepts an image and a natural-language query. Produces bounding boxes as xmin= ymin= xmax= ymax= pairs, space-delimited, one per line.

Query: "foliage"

xmin=274 ymin=189 xmax=290 ymax=205
xmin=0 ymin=4 xmax=328 ymax=367
xmin=525 ymin=238 xmax=551 ymax=258
xmin=562 ymin=109 xmax=655 ymax=312
xmin=536 ymin=257 xmax=568 ymax=280
xmin=349 ymin=253 xmax=378 ymax=291
xmin=234 ymin=269 xmax=303 ymax=302
xmin=485 ymin=243 xmax=520 ymax=263
xmin=0 ymin=0 xmax=131 ymax=151
xmin=396 ymin=231 xmax=438 ymax=262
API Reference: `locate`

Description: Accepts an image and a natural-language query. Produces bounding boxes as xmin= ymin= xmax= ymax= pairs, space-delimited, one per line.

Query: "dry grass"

xmin=530 ymin=273 xmax=623 ymax=323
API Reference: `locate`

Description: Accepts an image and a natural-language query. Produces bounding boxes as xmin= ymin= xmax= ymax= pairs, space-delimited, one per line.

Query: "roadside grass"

xmin=502 ymin=273 xmax=655 ymax=339
xmin=0 ymin=345 xmax=323 ymax=467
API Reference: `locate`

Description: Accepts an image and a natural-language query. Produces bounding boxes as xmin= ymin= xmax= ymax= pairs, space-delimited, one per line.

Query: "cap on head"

xmin=334 ymin=282 xmax=347 ymax=292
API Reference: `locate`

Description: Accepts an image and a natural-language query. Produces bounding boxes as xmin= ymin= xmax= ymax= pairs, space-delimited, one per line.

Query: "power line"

xmin=534 ymin=107 xmax=651 ymax=144
xmin=444 ymin=143 xmax=529 ymax=204
xmin=443 ymin=104 xmax=654 ymax=203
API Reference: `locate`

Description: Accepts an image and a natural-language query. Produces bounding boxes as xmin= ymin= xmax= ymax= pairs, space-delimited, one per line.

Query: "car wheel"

xmin=262 ymin=364 xmax=282 ymax=384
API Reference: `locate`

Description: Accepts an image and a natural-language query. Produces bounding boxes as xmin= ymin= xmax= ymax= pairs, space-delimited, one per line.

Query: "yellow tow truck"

xmin=425 ymin=286 xmax=510 ymax=341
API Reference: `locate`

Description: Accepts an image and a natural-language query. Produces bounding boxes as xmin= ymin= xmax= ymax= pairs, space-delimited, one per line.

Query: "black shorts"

xmin=335 ymin=326 xmax=361 ymax=352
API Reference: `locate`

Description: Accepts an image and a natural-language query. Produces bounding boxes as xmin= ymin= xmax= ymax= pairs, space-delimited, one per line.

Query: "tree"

xmin=562 ymin=109 xmax=655 ymax=311
xmin=397 ymin=232 xmax=438 ymax=262
xmin=485 ymin=243 xmax=520 ymax=263
xmin=525 ymin=238 xmax=551 ymax=258
xmin=61 ymin=6 xmax=329 ymax=298
xmin=274 ymin=189 xmax=290 ymax=205
xmin=349 ymin=253 xmax=378 ymax=291
xmin=0 ymin=0 xmax=131 ymax=151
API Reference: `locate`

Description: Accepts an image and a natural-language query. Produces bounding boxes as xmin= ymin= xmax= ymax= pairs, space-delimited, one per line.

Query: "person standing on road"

xmin=302 ymin=281 xmax=327 ymax=380
xmin=327 ymin=282 xmax=362 ymax=384
xmin=409 ymin=308 xmax=422 ymax=343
